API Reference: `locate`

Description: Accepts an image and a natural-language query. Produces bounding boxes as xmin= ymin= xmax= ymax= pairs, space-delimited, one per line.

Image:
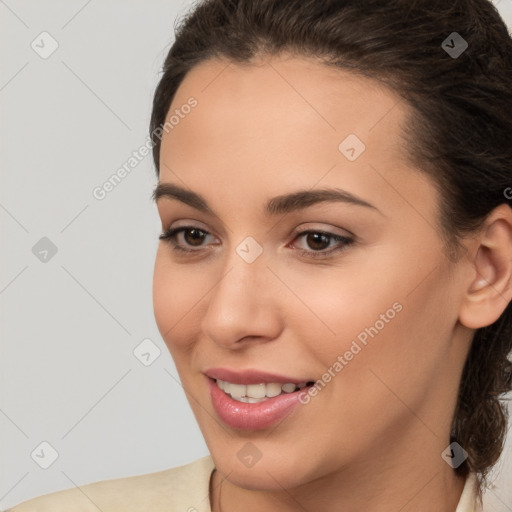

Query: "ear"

xmin=459 ymin=204 xmax=512 ymax=329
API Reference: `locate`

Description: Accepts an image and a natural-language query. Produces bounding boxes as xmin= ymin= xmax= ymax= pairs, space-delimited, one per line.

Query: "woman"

xmin=8 ymin=0 xmax=512 ymax=510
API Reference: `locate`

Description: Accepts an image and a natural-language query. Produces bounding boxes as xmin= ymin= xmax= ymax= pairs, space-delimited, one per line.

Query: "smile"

xmin=207 ymin=375 xmax=316 ymax=430
xmin=215 ymin=379 xmax=312 ymax=403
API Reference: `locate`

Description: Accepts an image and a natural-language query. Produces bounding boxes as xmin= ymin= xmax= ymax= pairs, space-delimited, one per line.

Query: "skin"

xmin=152 ymin=54 xmax=512 ymax=512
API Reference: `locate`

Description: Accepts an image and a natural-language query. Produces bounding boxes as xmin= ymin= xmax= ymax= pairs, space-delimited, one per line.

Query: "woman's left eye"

xmin=158 ymin=226 xmax=354 ymax=259
xmin=289 ymin=230 xmax=355 ymax=259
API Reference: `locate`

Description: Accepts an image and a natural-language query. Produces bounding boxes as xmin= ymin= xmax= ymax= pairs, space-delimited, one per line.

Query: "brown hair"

xmin=150 ymin=0 xmax=512 ymax=495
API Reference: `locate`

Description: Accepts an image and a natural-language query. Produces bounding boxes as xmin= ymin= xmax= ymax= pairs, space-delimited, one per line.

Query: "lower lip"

xmin=207 ymin=378 xmax=305 ymax=430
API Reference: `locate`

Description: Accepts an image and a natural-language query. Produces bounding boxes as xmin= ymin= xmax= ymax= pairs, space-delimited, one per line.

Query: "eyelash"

xmin=158 ymin=226 xmax=355 ymax=259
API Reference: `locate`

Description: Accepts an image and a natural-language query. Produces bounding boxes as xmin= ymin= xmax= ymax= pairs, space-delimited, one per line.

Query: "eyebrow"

xmin=152 ymin=183 xmax=381 ymax=216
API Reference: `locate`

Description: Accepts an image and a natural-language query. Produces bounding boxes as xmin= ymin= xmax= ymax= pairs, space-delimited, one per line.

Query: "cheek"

xmin=271 ymin=257 xmax=404 ymax=362
xmin=326 ymin=268 xmax=457 ymax=432
xmin=279 ymin=247 xmax=452 ymax=393
xmin=152 ymin=251 xmax=208 ymax=353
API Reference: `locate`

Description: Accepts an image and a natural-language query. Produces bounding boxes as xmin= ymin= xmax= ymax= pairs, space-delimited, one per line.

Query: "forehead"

xmin=167 ymin=54 xmax=406 ymax=144
xmin=158 ymin=54 xmax=438 ymax=223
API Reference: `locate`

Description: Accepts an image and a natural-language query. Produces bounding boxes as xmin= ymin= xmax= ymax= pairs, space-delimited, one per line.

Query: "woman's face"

xmin=153 ymin=55 xmax=472 ymax=489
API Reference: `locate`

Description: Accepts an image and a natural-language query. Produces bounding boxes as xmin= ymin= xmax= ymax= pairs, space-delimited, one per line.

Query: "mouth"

xmin=206 ymin=372 xmax=317 ymax=430
xmin=214 ymin=379 xmax=315 ymax=403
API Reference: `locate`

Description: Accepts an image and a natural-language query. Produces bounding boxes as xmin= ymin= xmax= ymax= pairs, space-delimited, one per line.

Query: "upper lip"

xmin=205 ymin=367 xmax=312 ymax=385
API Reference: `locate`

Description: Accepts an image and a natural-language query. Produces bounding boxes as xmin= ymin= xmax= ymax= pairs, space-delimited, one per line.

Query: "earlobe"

xmin=458 ymin=204 xmax=512 ymax=330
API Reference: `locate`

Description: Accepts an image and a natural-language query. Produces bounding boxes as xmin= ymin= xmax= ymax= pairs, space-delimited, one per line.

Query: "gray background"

xmin=1 ymin=1 xmax=511 ymax=510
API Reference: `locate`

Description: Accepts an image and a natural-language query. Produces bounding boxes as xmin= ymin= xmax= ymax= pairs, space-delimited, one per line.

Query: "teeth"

xmin=215 ymin=379 xmax=308 ymax=402
xmin=266 ymin=382 xmax=282 ymax=397
xmin=246 ymin=383 xmax=266 ymax=398
xmin=238 ymin=396 xmax=268 ymax=403
xmin=229 ymin=383 xmax=245 ymax=399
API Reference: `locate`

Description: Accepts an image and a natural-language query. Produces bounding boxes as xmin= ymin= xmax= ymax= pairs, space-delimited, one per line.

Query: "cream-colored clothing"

xmin=6 ymin=455 xmax=482 ymax=511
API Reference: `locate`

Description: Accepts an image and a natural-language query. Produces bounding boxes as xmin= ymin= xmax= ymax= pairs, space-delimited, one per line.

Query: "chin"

xmin=208 ymin=442 xmax=320 ymax=491
xmin=218 ymin=461 xmax=309 ymax=491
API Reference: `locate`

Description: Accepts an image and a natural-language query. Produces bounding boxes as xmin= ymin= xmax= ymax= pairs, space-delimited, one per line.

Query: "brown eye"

xmin=159 ymin=226 xmax=216 ymax=253
xmin=290 ymin=230 xmax=355 ymax=260
xmin=304 ymin=232 xmax=331 ymax=251
xmin=182 ymin=228 xmax=207 ymax=246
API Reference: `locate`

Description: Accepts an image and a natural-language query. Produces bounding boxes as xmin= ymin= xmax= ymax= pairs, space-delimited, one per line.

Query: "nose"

xmin=200 ymin=247 xmax=283 ymax=349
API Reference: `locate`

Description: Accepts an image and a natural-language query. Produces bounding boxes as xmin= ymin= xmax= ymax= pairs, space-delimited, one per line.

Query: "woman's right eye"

xmin=159 ymin=226 xmax=215 ymax=254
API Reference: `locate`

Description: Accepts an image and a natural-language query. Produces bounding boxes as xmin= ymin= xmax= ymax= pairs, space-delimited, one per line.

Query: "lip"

xmin=205 ymin=367 xmax=311 ymax=385
xmin=207 ymin=376 xmax=308 ymax=430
